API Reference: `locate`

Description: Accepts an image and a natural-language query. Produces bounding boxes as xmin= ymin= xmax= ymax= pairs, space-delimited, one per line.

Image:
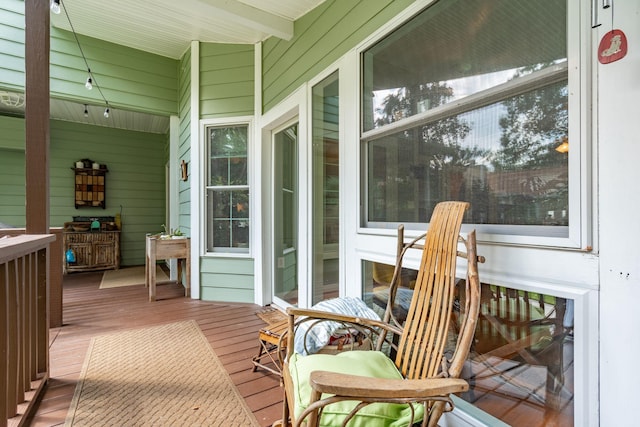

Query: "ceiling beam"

xmin=194 ymin=0 xmax=294 ymax=41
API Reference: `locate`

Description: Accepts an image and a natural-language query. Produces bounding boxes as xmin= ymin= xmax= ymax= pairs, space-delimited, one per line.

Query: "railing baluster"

xmin=1 ymin=263 xmax=7 ymax=427
xmin=7 ymin=259 xmax=18 ymax=418
xmin=0 ymin=234 xmax=55 ymax=426
xmin=28 ymin=252 xmax=37 ymax=382
xmin=19 ymin=255 xmax=28 ymax=397
xmin=37 ymin=248 xmax=49 ymax=376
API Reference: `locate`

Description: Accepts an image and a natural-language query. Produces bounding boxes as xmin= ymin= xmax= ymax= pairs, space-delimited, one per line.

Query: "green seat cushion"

xmin=288 ymin=351 xmax=424 ymax=427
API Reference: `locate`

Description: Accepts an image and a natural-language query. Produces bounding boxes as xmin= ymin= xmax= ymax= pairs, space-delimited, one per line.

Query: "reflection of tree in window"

xmin=209 ymin=127 xmax=248 ymax=186
xmin=494 ymin=73 xmax=568 ymax=171
xmin=375 ymin=82 xmax=455 ymax=126
xmin=371 ymin=82 xmax=489 ymax=222
xmin=370 ymin=71 xmax=568 ymax=226
xmin=491 ymin=73 xmax=569 ymax=226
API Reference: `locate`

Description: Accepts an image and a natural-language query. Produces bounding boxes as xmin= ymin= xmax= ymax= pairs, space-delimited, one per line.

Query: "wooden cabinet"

xmin=73 ymin=167 xmax=108 ymax=209
xmin=63 ymin=231 xmax=120 ymax=273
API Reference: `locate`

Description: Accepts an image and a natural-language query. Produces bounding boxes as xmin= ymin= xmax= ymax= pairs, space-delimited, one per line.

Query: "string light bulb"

xmin=50 ymin=0 xmax=61 ymax=14
xmin=62 ymin=6 xmax=113 ymax=120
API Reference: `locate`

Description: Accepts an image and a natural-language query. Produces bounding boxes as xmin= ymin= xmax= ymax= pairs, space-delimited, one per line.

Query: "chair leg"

xmin=252 ymin=342 xmax=265 ymax=372
xmin=252 ymin=339 xmax=283 ymax=376
xmin=282 ymin=386 xmax=290 ymax=427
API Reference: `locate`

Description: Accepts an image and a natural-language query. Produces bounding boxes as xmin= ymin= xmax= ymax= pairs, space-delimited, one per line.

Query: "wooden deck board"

xmin=26 ymin=269 xmax=283 ymax=427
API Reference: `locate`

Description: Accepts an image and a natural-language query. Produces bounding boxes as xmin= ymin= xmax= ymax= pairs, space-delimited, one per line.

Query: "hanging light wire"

xmin=57 ymin=0 xmax=111 ymax=118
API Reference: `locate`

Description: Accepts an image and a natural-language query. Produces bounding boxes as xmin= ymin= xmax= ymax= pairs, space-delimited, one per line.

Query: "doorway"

xmin=272 ymin=122 xmax=299 ymax=306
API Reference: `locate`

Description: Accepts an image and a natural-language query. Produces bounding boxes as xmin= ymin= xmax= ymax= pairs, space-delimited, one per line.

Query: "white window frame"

xmin=201 ymin=116 xmax=254 ymax=257
xmin=356 ymin=0 xmax=591 ymax=250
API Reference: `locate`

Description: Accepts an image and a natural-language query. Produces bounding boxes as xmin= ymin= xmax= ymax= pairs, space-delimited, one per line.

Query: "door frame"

xmin=259 ymin=86 xmax=309 ymax=308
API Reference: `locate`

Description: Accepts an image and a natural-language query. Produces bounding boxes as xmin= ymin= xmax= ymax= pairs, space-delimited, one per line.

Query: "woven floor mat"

xmin=99 ymin=265 xmax=169 ymax=289
xmin=64 ymin=320 xmax=259 ymax=426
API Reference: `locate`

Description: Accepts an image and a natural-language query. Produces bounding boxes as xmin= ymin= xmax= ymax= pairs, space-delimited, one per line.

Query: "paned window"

xmin=206 ymin=124 xmax=249 ymax=253
xmin=361 ymin=0 xmax=570 ymax=239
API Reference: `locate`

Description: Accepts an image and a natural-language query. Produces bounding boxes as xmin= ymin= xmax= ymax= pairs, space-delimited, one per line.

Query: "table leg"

xmin=185 ymin=254 xmax=191 ymax=297
xmin=177 ymin=258 xmax=183 ymax=286
xmin=149 ymin=255 xmax=156 ymax=302
xmin=144 ymin=255 xmax=149 ymax=288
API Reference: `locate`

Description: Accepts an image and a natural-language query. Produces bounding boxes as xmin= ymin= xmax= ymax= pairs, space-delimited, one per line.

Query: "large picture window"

xmin=361 ymin=0 xmax=570 ymax=239
xmin=206 ymin=124 xmax=249 ymax=253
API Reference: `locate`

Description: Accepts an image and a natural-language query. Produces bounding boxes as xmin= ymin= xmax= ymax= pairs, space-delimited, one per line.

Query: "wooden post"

xmin=25 ymin=0 xmax=51 ymax=234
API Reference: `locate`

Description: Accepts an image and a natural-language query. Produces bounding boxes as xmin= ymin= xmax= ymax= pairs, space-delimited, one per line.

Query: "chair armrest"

xmin=282 ymin=306 xmax=403 ymax=357
xmin=309 ymin=371 xmax=469 ymax=399
xmin=287 ymin=307 xmax=398 ymax=332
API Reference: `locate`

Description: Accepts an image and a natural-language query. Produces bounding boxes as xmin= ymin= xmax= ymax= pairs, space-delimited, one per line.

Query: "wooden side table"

xmin=252 ymin=320 xmax=288 ymax=377
xmin=145 ymin=236 xmax=190 ymax=301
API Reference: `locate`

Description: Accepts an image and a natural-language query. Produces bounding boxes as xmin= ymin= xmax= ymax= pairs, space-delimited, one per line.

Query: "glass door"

xmin=272 ymin=123 xmax=299 ymax=305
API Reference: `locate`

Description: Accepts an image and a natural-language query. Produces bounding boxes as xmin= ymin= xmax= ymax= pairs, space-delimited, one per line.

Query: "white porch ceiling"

xmin=0 ymin=0 xmax=327 ymax=134
xmin=52 ymin=0 xmax=327 ymax=60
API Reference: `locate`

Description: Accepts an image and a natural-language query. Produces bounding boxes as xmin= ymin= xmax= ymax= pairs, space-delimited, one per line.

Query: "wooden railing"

xmin=1 ymin=234 xmax=55 ymax=427
xmin=0 ymin=229 xmax=62 ymax=329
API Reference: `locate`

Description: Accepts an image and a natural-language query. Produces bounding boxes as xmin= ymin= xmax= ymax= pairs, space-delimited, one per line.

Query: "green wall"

xmin=262 ymin=0 xmax=414 ymax=112
xmin=178 ymin=48 xmax=191 ymax=236
xmin=200 ymin=257 xmax=255 ymax=303
xmin=51 ymin=121 xmax=167 ymax=266
xmin=0 ymin=114 xmax=23 ymax=150
xmin=50 ymin=28 xmax=179 ymax=116
xmin=200 ymin=43 xmax=254 ymax=119
xmin=0 ymin=0 xmax=24 ymax=92
xmin=196 ymin=43 xmax=256 ymax=302
xmin=0 ymin=0 xmax=178 ymax=115
xmin=0 ymin=145 xmax=25 ymax=227
xmin=0 ymin=115 xmax=167 ymax=266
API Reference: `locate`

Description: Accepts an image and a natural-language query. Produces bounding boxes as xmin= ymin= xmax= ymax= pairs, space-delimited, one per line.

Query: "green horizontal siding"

xmin=50 ymin=28 xmax=179 ymax=115
xmin=262 ymin=0 xmax=413 ymax=112
xmin=0 ymin=1 xmax=178 ymax=115
xmin=0 ymin=0 xmax=24 ymax=91
xmin=50 ymin=120 xmax=168 ymax=266
xmin=0 ymin=116 xmax=26 ymax=227
xmin=0 ymin=117 xmax=168 ymax=266
xmin=200 ymin=287 xmax=254 ymax=303
xmin=200 ymin=257 xmax=255 ymax=303
xmin=199 ymin=43 xmax=254 ymax=119
xmin=196 ymin=43 xmax=257 ymax=301
xmin=0 ymin=147 xmax=25 ymax=227
xmin=178 ymin=48 xmax=192 ymax=238
xmin=0 ymin=115 xmax=24 ymax=150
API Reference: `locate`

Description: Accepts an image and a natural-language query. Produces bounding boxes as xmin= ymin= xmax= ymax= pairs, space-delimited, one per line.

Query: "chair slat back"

xmin=395 ymin=201 xmax=469 ymax=379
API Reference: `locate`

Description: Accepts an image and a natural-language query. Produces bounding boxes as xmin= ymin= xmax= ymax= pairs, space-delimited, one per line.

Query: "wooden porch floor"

xmin=27 ymin=269 xmax=283 ymax=426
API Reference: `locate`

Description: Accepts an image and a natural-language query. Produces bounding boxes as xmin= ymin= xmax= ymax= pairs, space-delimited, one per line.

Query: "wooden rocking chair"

xmin=276 ymin=201 xmax=483 ymax=427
